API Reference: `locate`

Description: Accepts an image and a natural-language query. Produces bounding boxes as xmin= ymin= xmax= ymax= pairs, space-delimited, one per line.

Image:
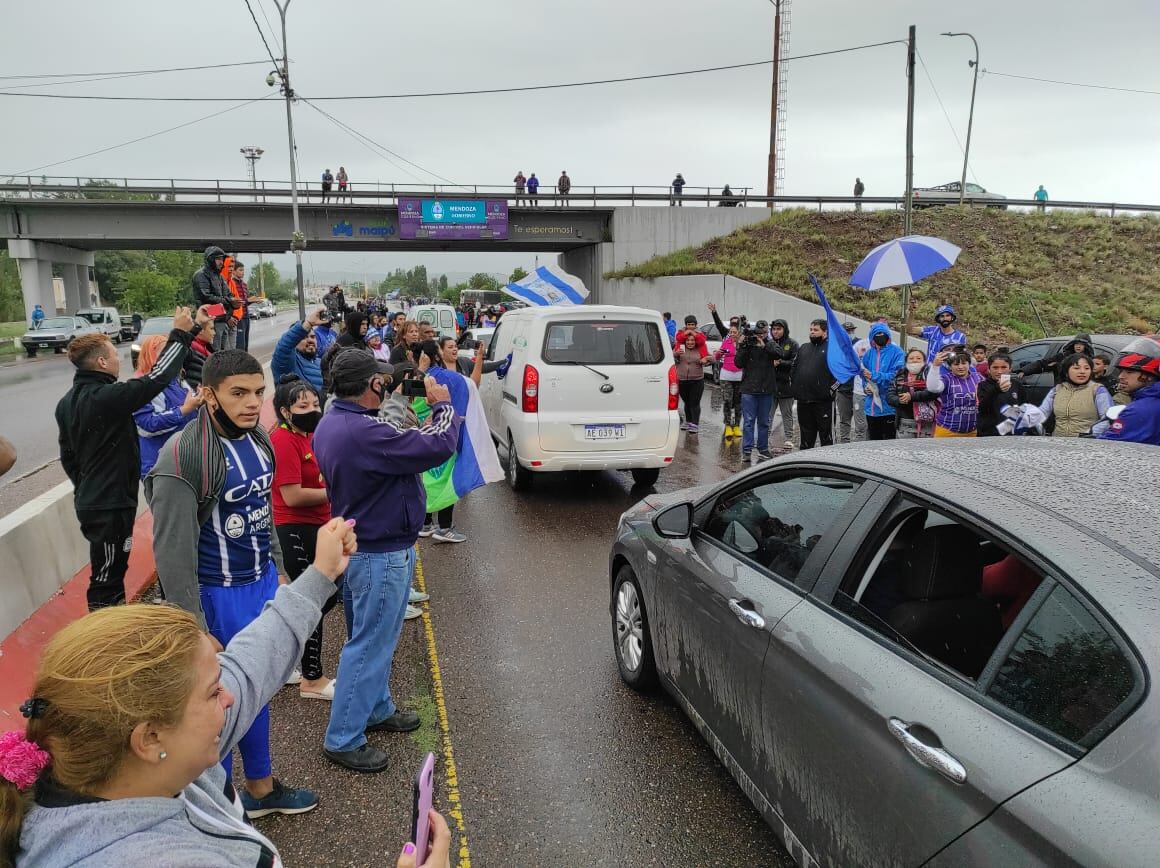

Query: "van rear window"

xmin=542 ymin=321 xmax=665 ymax=365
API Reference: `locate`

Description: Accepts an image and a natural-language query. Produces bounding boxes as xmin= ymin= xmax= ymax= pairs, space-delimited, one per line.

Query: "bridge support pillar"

xmin=7 ymin=240 xmax=95 ymax=322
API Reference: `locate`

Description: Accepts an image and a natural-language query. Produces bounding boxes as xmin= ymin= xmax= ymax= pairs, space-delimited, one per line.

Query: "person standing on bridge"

xmin=671 ymin=173 xmax=686 ymax=206
xmin=854 ymin=177 xmax=865 ymax=211
xmin=526 ymin=173 xmax=540 ymax=206
xmin=1034 ymin=184 xmax=1049 ymax=212
xmin=321 ymin=168 xmax=334 ymax=203
xmin=513 ymin=170 xmax=526 ymax=205
xmin=56 ymin=306 xmax=206 ymax=611
xmin=337 ymin=166 xmax=350 ymax=202
xmin=192 ymin=246 xmax=240 ymax=352
xmin=557 ymin=171 xmax=571 ymax=205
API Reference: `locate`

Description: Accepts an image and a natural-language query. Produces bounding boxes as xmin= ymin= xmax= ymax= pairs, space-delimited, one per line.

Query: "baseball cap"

xmin=330 ymin=348 xmax=394 ymax=391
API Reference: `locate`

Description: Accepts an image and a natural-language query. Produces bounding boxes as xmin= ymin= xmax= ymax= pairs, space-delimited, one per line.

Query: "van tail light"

xmin=668 ymin=364 xmax=679 ymax=410
xmin=522 ymin=364 xmax=540 ymax=413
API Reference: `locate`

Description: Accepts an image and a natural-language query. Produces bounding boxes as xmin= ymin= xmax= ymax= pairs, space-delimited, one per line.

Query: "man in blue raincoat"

xmin=861 ymin=321 xmax=905 ymax=440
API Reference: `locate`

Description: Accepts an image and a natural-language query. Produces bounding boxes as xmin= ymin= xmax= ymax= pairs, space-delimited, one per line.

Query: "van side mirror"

xmin=653 ymin=502 xmax=693 ymax=539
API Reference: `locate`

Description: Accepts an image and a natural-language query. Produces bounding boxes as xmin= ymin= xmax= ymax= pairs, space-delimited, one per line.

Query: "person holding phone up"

xmin=977 ymin=352 xmax=1024 ymax=437
xmin=925 ymin=348 xmax=986 ymax=437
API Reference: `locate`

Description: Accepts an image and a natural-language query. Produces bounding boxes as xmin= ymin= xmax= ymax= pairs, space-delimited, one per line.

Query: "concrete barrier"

xmin=601 ymin=273 xmax=926 ymax=350
xmin=0 ymin=482 xmax=147 ymax=639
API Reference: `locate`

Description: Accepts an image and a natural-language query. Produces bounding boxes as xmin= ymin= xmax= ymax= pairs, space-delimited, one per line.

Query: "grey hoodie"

xmin=17 ymin=567 xmax=335 ymax=867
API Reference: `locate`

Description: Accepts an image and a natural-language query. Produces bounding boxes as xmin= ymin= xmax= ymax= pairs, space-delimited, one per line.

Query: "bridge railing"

xmin=1 ymin=176 xmax=1159 ymax=217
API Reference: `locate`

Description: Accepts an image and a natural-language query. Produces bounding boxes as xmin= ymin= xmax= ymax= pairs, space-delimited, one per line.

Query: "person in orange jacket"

xmin=217 ymin=255 xmax=245 ymax=350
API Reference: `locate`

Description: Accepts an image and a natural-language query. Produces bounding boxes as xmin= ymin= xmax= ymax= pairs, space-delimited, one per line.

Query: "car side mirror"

xmin=653 ymin=502 xmax=693 ymax=539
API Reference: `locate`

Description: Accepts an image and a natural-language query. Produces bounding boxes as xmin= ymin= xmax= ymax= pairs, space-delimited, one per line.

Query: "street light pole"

xmin=271 ymin=0 xmax=306 ymax=321
xmin=766 ymin=0 xmax=783 ymax=201
xmin=900 ymin=24 xmax=917 ymax=351
xmin=240 ymin=146 xmax=266 ymax=297
xmin=942 ymin=32 xmax=979 ymax=207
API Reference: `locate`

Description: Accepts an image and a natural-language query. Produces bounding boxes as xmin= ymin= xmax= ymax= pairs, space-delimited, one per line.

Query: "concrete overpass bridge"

xmin=1 ymin=179 xmax=773 ymax=319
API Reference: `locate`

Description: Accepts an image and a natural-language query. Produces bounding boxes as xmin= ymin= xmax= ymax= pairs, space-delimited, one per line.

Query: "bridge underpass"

xmin=1 ymin=195 xmax=772 ymax=319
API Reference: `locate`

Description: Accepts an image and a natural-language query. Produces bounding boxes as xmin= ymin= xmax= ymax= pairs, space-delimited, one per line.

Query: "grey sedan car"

xmin=609 ymin=439 xmax=1158 ymax=866
xmin=21 ymin=316 xmax=99 ymax=357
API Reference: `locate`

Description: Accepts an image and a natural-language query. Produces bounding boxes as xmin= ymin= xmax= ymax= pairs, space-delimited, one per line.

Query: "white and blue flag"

xmin=502 ymin=265 xmax=589 ymax=306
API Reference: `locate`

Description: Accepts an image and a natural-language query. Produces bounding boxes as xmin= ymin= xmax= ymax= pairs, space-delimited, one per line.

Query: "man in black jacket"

xmin=55 ymin=306 xmax=205 ymax=610
xmin=769 ymin=319 xmax=799 ymax=448
xmin=735 ymin=321 xmax=780 ymax=460
xmin=792 ymin=319 xmax=837 ymax=449
xmin=191 ymin=245 xmax=239 ymax=351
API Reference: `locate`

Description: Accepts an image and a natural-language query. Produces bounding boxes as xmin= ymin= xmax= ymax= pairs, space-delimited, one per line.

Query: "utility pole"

xmin=942 ymin=32 xmax=980 ymax=206
xmin=240 ymin=146 xmax=266 ymax=297
xmin=900 ymin=24 xmax=916 ymax=350
xmin=766 ymin=0 xmax=783 ymax=201
xmin=269 ymin=0 xmax=306 ymax=321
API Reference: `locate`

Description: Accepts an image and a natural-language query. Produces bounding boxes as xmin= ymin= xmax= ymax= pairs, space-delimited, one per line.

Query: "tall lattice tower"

xmin=774 ymin=0 xmax=792 ymax=195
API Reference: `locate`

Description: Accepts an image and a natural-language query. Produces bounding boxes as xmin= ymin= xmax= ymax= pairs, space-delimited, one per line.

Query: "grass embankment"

xmin=607 ymin=208 xmax=1160 ymax=346
xmin=0 ymin=321 xmax=25 ymax=356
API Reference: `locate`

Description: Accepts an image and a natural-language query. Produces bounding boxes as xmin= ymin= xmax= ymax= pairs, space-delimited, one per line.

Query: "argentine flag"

xmin=416 ymin=367 xmax=504 ymax=512
xmin=503 ymin=265 xmax=589 ymax=306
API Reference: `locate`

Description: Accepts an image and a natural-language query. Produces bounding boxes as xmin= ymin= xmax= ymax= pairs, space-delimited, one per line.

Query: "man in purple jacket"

xmin=313 ymin=349 xmax=461 ymax=772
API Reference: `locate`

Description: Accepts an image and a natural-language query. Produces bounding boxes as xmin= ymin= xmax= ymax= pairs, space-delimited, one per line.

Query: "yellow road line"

xmin=414 ymin=549 xmax=473 ymax=868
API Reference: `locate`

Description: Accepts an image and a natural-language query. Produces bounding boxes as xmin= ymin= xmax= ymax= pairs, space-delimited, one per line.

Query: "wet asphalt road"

xmin=417 ymin=389 xmax=796 ymax=867
xmin=260 ymin=386 xmax=797 ymax=867
xmin=0 ymin=312 xmax=292 ymax=514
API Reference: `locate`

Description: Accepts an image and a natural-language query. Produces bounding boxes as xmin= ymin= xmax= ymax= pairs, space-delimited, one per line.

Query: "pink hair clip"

xmin=0 ymin=730 xmax=52 ymax=789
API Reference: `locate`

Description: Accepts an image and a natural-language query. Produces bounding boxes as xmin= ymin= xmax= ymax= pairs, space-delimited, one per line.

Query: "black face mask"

xmin=873 ymin=334 xmax=890 ymax=347
xmin=290 ymin=410 xmax=322 ymax=433
xmin=211 ymin=403 xmax=254 ymax=439
xmin=370 ymin=379 xmax=386 ymax=402
xmin=809 ymin=335 xmax=824 ymax=344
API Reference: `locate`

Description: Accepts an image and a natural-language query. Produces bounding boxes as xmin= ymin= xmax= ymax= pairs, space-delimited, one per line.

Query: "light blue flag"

xmin=808 ymin=273 xmax=861 ymax=384
xmin=503 ymin=265 xmax=588 ymax=306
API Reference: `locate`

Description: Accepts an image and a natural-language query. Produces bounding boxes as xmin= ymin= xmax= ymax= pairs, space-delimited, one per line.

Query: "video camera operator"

xmin=735 ymin=319 xmax=781 ymax=461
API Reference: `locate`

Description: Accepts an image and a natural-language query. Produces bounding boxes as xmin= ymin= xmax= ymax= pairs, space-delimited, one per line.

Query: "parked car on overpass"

xmin=610 ymin=438 xmax=1158 ymax=867
xmin=912 ymin=181 xmax=1007 ymax=209
xmin=21 ymin=316 xmax=99 ymax=357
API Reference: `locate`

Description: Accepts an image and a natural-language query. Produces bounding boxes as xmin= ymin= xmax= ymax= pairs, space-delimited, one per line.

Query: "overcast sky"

xmin=3 ymin=0 xmax=1157 ymax=282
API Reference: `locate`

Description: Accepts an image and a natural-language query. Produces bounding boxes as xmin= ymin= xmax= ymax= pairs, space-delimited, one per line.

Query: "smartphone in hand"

xmin=204 ymin=303 xmax=227 ymax=318
xmin=411 ymin=753 xmax=436 ymax=863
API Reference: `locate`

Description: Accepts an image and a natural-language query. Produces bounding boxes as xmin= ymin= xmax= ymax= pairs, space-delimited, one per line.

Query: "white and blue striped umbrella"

xmin=848 ymin=235 xmax=961 ymax=291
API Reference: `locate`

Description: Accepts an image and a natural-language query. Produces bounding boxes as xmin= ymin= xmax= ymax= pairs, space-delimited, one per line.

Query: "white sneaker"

xmin=409 ymin=588 xmax=430 ymax=603
xmin=418 ymin=522 xmax=436 ymax=538
xmin=405 ymin=604 xmax=422 ymax=620
xmin=300 ymin=679 xmax=336 ymax=701
xmin=285 ymin=669 xmax=302 ymax=686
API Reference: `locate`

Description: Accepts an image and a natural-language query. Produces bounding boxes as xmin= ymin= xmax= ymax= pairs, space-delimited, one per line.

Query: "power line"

xmin=299 ymin=98 xmax=462 ymax=187
xmin=916 ymin=50 xmax=978 ymax=183
xmin=981 ymin=68 xmax=1160 ymax=97
xmin=5 ymin=94 xmax=277 ymax=176
xmin=254 ymin=0 xmax=282 ymax=57
xmin=242 ymin=0 xmax=282 ymax=72
xmin=0 ymin=39 xmax=905 ymax=102
xmin=0 ymin=59 xmax=272 ymax=81
xmin=300 ymin=100 xmax=427 ymax=185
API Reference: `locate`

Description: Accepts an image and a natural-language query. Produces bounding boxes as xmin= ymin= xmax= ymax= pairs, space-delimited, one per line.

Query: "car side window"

xmin=485 ymin=322 xmax=505 ymax=362
xmin=1008 ymin=343 xmax=1050 ymax=371
xmin=833 ymin=506 xmax=1046 ymax=682
xmin=986 ymin=585 xmax=1134 ymax=745
xmin=698 ymin=475 xmax=860 ymax=581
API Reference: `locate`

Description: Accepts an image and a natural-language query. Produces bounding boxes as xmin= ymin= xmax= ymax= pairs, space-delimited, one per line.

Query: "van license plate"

xmin=585 ymin=424 xmax=625 ymax=440
xmin=39 ymin=343 xmax=49 ymax=348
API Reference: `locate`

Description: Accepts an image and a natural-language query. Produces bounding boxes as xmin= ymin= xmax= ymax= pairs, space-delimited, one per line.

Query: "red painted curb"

xmin=0 ymin=511 xmax=158 ymax=731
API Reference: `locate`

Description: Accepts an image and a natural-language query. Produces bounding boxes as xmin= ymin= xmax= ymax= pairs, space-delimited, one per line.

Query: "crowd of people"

xmin=0 ymin=248 xmax=519 ymax=866
xmin=668 ymin=300 xmax=1160 ymax=452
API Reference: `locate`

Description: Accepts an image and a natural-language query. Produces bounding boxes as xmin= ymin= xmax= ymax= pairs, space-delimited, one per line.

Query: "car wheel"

xmin=630 ymin=468 xmax=660 ymax=487
xmin=612 ymin=566 xmax=657 ymax=691
xmin=24 ymin=348 xmax=36 ymax=358
xmin=506 ymin=432 xmax=532 ymax=491
xmin=53 ymin=346 xmax=64 ymax=354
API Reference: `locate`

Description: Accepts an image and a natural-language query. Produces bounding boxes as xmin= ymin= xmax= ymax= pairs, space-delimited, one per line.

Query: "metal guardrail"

xmin=1 ymin=176 xmax=1158 ymax=216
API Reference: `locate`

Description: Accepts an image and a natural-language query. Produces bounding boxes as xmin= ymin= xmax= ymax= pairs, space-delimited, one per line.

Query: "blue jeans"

xmin=201 ymin=563 xmax=278 ymax=781
xmin=741 ymin=393 xmax=774 ymax=454
xmin=325 ymin=548 xmax=414 ymax=753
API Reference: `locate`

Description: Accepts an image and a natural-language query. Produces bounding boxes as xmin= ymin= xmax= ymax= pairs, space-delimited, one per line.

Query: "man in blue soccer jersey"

xmin=146 ymin=349 xmax=318 ymax=819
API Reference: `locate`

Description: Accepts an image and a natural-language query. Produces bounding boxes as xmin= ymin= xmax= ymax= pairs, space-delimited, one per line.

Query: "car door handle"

xmin=728 ymin=599 xmax=765 ymax=630
xmin=887 ymin=718 xmax=967 ymax=785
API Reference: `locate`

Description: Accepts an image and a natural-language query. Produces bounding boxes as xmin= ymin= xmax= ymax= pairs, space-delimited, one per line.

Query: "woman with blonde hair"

xmin=389 ymin=319 xmax=420 ymax=365
xmin=0 ymin=519 xmax=409 ymax=868
xmin=132 ymin=334 xmax=203 ymax=477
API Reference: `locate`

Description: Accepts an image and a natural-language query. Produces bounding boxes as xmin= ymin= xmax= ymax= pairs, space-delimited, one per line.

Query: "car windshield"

xmin=76 ymin=312 xmax=104 ymax=324
xmin=140 ymin=318 xmax=172 ymax=336
xmin=37 ymin=317 xmax=74 ymax=330
xmin=543 ymin=320 xmax=665 ymax=365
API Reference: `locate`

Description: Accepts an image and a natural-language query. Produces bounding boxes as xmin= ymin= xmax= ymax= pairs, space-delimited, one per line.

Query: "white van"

xmin=409 ymin=304 xmax=459 ymax=337
xmin=480 ymin=305 xmax=679 ymax=490
xmin=75 ymin=307 xmax=123 ymax=343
